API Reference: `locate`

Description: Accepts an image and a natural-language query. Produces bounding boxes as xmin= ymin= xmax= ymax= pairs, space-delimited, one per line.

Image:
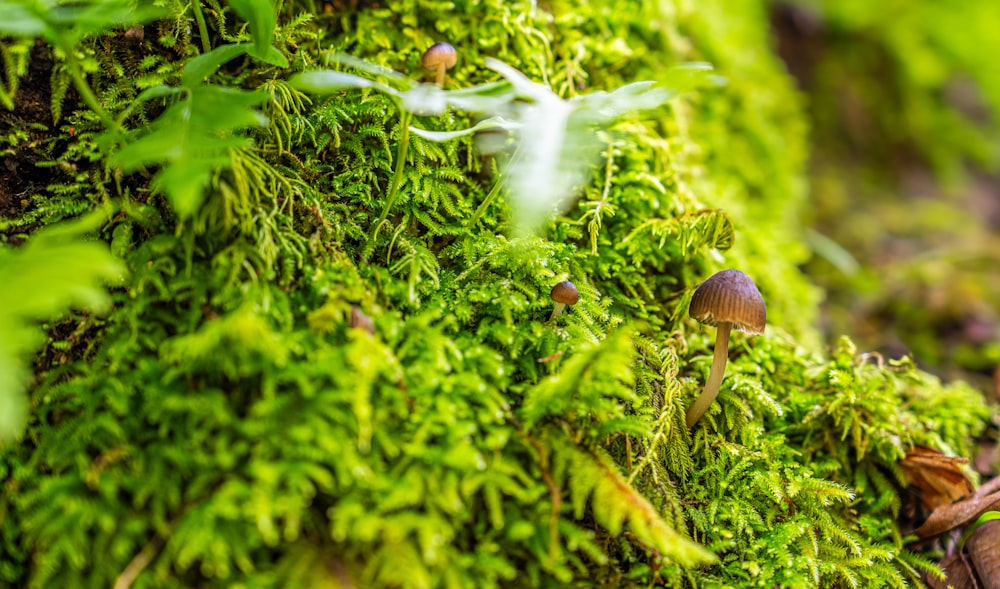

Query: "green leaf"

xmin=0 ymin=4 xmax=48 ymax=36
xmin=258 ymin=44 xmax=289 ymax=68
xmin=115 ymin=85 xmax=182 ymax=124
xmin=521 ymin=328 xmax=639 ymax=431
xmin=226 ymin=0 xmax=287 ymax=67
xmin=960 ymin=511 xmax=1000 ymax=549
xmin=0 ymin=207 xmax=124 ymax=442
xmin=182 ymin=44 xmax=254 ymax=87
xmin=0 ymin=0 xmax=165 ymax=47
xmin=111 ymin=85 xmax=267 ymax=218
xmin=323 ymin=53 xmax=411 ymax=86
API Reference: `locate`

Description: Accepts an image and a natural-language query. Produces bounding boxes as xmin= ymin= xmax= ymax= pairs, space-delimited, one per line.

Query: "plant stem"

xmin=372 ymin=109 xmax=413 ymax=236
xmin=192 ymin=1 xmax=213 ymax=55
xmin=468 ymin=176 xmax=503 ymax=229
xmin=685 ymin=322 xmax=731 ymax=428
xmin=468 ymin=147 xmax=520 ymax=229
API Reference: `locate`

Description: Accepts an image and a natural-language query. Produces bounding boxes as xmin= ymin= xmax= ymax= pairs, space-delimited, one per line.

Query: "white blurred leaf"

xmin=444 ymin=81 xmax=516 ymax=112
xmin=481 ymin=58 xmax=714 ymax=235
xmin=401 ymin=83 xmax=447 ymax=116
xmin=289 ymin=71 xmax=399 ymax=97
xmin=409 ymin=116 xmax=518 ymax=142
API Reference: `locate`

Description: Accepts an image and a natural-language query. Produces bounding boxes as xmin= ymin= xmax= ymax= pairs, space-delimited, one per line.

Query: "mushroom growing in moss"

xmin=421 ymin=42 xmax=457 ymax=87
xmin=349 ymin=305 xmax=375 ymax=335
xmin=685 ymin=269 xmax=766 ymax=428
xmin=548 ymin=281 xmax=579 ymax=321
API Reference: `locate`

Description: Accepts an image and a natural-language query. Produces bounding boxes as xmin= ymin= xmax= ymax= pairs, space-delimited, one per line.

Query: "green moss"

xmin=0 ymin=1 xmax=993 ymax=587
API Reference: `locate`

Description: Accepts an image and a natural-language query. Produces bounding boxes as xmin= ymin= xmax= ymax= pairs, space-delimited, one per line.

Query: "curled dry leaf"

xmin=901 ymin=445 xmax=974 ymax=510
xmin=915 ymin=475 xmax=1000 ymax=539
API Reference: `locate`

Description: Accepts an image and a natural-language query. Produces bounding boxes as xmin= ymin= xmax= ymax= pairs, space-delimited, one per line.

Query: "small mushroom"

xmin=421 ymin=42 xmax=457 ymax=87
xmin=548 ymin=281 xmax=579 ymax=321
xmin=685 ymin=269 xmax=766 ymax=428
xmin=349 ymin=305 xmax=375 ymax=335
xmin=123 ymin=25 xmax=144 ymax=43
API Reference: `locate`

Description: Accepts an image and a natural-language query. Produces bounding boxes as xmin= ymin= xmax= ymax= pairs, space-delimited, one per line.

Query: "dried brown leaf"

xmin=901 ymin=445 xmax=974 ymax=510
xmin=915 ymin=476 xmax=1000 ymax=539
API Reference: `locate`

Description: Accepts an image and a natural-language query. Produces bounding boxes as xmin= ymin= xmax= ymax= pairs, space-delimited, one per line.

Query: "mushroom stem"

xmin=548 ymin=302 xmax=566 ymax=322
xmin=685 ymin=322 xmax=732 ymax=428
xmin=434 ymin=64 xmax=446 ymax=87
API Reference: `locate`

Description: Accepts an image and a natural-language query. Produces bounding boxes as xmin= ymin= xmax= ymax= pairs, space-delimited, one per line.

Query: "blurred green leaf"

xmin=0 ymin=0 xmax=164 ymax=48
xmin=0 ymin=208 xmax=124 ymax=442
xmin=226 ymin=0 xmax=286 ymax=66
xmin=111 ymin=85 xmax=267 ymax=218
xmin=0 ymin=4 xmax=47 ymax=36
xmin=182 ymin=44 xmax=253 ymax=87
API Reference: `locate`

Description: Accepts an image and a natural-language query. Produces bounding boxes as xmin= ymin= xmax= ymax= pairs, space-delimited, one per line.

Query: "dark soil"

xmin=0 ymin=41 xmax=56 ymax=225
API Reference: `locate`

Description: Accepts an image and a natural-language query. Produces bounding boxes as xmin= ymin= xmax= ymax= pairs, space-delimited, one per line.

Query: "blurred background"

xmin=770 ymin=1 xmax=1000 ymax=398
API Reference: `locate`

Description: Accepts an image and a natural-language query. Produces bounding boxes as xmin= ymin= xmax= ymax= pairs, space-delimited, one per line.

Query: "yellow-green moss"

xmin=0 ymin=1 xmax=992 ymax=587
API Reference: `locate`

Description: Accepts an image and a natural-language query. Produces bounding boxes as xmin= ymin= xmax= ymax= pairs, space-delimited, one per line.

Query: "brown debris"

xmin=927 ymin=554 xmax=976 ymax=589
xmin=967 ymin=520 xmax=1000 ymax=589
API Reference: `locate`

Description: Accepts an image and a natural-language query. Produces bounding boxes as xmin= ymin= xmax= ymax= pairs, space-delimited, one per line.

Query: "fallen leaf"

xmin=915 ymin=476 xmax=1000 ymax=539
xmin=901 ymin=445 xmax=974 ymax=510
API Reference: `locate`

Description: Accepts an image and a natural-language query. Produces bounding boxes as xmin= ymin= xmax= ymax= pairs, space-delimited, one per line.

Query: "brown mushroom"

xmin=421 ymin=42 xmax=457 ymax=87
xmin=548 ymin=281 xmax=579 ymax=321
xmin=349 ymin=305 xmax=375 ymax=335
xmin=685 ymin=269 xmax=766 ymax=428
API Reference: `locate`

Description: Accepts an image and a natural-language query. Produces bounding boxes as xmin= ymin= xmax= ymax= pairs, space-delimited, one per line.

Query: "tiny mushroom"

xmin=548 ymin=280 xmax=579 ymax=321
xmin=349 ymin=305 xmax=375 ymax=335
xmin=685 ymin=269 xmax=766 ymax=428
xmin=421 ymin=42 xmax=457 ymax=87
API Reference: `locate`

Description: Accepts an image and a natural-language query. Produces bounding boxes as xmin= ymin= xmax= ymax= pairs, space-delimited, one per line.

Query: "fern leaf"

xmin=561 ymin=442 xmax=715 ymax=567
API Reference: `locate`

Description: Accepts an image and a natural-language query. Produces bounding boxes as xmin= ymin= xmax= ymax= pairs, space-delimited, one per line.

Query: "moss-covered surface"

xmin=0 ymin=1 xmax=995 ymax=587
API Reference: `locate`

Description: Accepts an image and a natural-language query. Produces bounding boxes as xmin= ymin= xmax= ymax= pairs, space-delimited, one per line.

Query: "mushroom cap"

xmin=550 ymin=281 xmax=579 ymax=305
xmin=421 ymin=42 xmax=457 ymax=70
xmin=689 ymin=269 xmax=766 ymax=334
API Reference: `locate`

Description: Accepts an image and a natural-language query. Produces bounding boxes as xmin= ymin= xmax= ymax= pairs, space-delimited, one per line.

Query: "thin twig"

xmin=114 ymin=535 xmax=164 ymax=589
